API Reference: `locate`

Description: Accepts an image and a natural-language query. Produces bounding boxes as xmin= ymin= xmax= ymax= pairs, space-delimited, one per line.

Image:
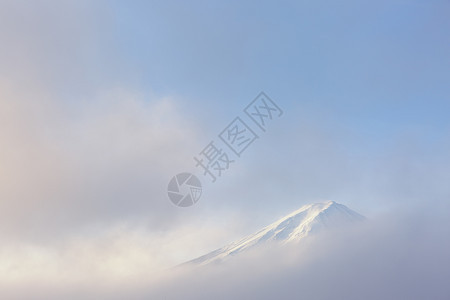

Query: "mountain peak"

xmin=187 ymin=201 xmax=365 ymax=266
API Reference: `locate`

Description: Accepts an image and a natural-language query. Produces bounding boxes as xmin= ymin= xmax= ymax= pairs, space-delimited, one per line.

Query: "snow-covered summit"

xmin=187 ymin=201 xmax=365 ymax=265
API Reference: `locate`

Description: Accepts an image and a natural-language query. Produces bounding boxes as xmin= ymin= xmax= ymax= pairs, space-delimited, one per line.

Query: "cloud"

xmin=0 ymin=2 xmax=245 ymax=295
xmin=126 ymin=213 xmax=450 ymax=300
xmin=0 ymin=1 xmax=449 ymax=298
xmin=3 ymin=211 xmax=448 ymax=300
xmin=0 ymin=83 xmax=205 ymax=238
xmin=1 ymin=74 xmax=449 ymax=298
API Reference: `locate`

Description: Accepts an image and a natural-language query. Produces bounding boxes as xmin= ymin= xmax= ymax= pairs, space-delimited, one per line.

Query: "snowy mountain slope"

xmin=187 ymin=201 xmax=365 ymax=266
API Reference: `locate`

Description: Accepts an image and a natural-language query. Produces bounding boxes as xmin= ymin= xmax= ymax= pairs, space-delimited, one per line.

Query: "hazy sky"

xmin=0 ymin=0 xmax=449 ymax=298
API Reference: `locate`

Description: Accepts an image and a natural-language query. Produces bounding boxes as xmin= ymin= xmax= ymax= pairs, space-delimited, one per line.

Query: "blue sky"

xmin=105 ymin=0 xmax=450 ymax=133
xmin=1 ymin=0 xmax=448 ymax=220
xmin=11 ymin=0 xmax=449 ymax=143
xmin=101 ymin=0 xmax=450 ymax=214
xmin=1 ymin=0 xmax=448 ymax=230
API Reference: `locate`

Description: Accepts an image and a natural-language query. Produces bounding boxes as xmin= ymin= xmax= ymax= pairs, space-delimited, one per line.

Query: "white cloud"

xmin=3 ymin=212 xmax=448 ymax=300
